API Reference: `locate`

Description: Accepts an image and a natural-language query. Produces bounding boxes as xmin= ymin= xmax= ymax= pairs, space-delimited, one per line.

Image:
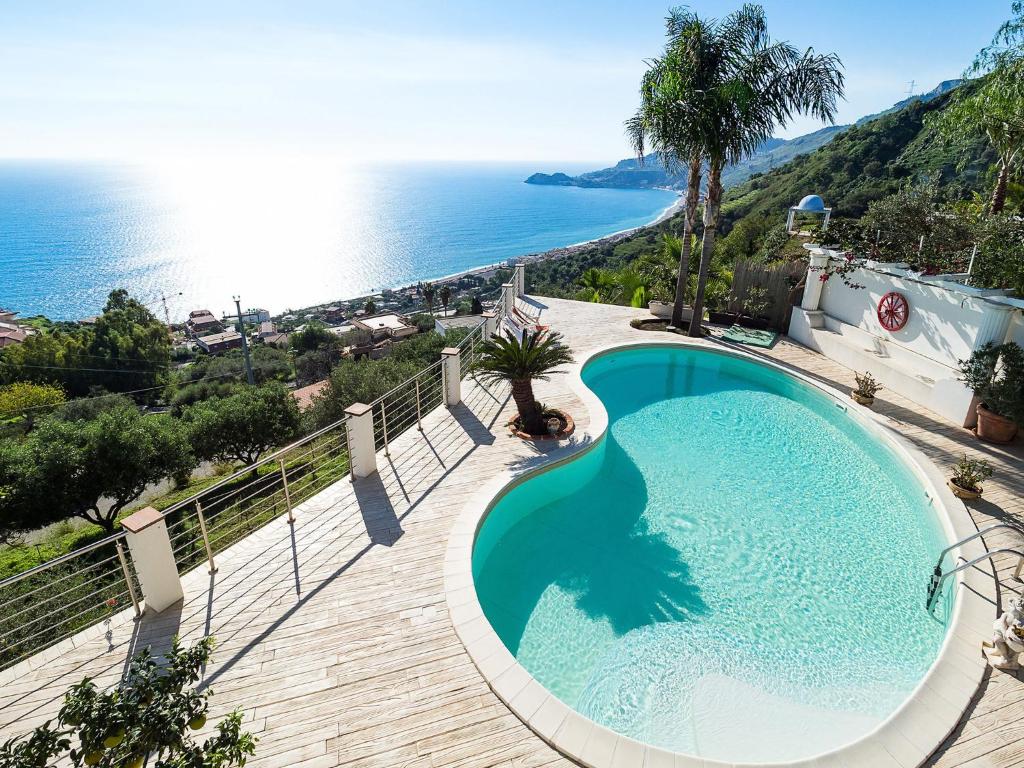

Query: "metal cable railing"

xmin=0 ymin=535 xmax=140 ymax=669
xmin=371 ymin=361 xmax=444 ymax=455
xmin=0 ymin=415 xmax=352 ymax=670
xmin=0 ymin=318 xmax=505 ymax=670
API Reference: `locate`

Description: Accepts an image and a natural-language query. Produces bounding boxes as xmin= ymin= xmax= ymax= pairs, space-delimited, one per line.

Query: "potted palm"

xmin=475 ymin=330 xmax=575 ymax=439
xmin=851 ymin=371 xmax=882 ymax=407
xmin=959 ymin=342 xmax=1024 ymax=443
xmin=947 ymin=454 xmax=993 ymax=500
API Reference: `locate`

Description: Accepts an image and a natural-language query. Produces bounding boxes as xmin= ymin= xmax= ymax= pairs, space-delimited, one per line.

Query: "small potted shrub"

xmin=959 ymin=342 xmax=1024 ymax=443
xmin=947 ymin=454 xmax=993 ymax=500
xmin=851 ymin=371 xmax=882 ymax=407
xmin=737 ymin=287 xmax=774 ymax=331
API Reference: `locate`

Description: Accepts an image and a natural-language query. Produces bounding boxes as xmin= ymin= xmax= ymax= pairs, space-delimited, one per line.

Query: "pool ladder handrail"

xmin=927 ymin=547 xmax=1024 ymax=612
xmin=926 ymin=523 xmax=1024 ymax=612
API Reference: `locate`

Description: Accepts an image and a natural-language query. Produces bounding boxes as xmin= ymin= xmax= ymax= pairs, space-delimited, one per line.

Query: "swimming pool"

xmin=469 ymin=345 xmax=956 ymax=764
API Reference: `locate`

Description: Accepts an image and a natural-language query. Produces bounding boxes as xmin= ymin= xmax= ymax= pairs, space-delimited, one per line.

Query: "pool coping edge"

xmin=443 ymin=336 xmax=992 ymax=768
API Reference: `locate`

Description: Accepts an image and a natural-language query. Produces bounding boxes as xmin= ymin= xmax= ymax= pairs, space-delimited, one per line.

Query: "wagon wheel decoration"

xmin=877 ymin=291 xmax=909 ymax=332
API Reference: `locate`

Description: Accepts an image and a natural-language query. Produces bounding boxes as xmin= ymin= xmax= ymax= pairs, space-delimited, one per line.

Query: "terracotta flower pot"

xmin=976 ymin=404 xmax=1018 ymax=444
xmin=850 ymin=390 xmax=875 ymax=407
xmin=947 ymin=479 xmax=983 ymax=500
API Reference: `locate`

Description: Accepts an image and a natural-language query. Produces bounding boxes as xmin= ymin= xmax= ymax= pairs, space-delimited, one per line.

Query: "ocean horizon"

xmin=0 ymin=159 xmax=677 ymax=322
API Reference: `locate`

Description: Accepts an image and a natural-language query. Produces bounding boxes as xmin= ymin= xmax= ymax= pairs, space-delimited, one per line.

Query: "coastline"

xmin=319 ymin=190 xmax=684 ymax=313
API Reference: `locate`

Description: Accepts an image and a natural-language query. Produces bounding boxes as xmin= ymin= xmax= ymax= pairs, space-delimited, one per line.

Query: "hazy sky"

xmin=0 ymin=1 xmax=1010 ymax=164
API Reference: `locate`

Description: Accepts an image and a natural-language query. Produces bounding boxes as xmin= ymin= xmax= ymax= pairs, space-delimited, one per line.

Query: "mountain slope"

xmin=718 ymin=81 xmax=991 ymax=226
xmin=527 ymin=80 xmax=965 ymax=194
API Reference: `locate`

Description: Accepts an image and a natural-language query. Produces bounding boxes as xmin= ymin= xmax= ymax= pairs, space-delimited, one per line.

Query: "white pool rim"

xmin=443 ymin=337 xmax=993 ymax=768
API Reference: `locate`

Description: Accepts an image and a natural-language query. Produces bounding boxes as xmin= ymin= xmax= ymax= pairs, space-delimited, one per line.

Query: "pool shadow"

xmin=477 ymin=435 xmax=706 ymax=655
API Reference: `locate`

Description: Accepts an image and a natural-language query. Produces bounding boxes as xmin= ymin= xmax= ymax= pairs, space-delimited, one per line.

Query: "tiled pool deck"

xmin=2 ymin=296 xmax=1023 ymax=768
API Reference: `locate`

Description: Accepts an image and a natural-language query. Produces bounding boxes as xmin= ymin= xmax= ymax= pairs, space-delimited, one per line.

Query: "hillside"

xmin=718 ymin=81 xmax=991 ymax=227
xmin=526 ymin=80 xmax=964 ymax=194
xmin=525 ymin=79 xmax=995 ymax=300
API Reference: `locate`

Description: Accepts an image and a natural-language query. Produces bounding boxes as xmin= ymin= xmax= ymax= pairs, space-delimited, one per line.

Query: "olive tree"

xmin=0 ymin=637 xmax=256 ymax=768
xmin=182 ymin=384 xmax=301 ymax=468
xmin=1 ymin=404 xmax=195 ymax=535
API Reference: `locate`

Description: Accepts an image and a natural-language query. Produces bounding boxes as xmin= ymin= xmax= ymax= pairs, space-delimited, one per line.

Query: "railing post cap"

xmin=121 ymin=506 xmax=164 ymax=534
xmin=482 ymin=311 xmax=497 ymax=318
xmin=441 ymin=347 xmax=460 ymax=356
xmin=501 ymin=281 xmax=514 ymax=287
xmin=345 ymin=402 xmax=373 ymax=417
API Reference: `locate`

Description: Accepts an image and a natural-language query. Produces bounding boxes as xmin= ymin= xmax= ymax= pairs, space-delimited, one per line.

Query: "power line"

xmin=0 ymin=370 xmax=246 ymax=417
xmin=0 ymin=362 xmax=173 ymax=375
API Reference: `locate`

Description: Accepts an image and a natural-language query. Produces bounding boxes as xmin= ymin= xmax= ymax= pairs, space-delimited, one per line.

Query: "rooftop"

xmin=1 ymin=298 xmax=1022 ymax=768
xmin=352 ymin=312 xmax=412 ymax=332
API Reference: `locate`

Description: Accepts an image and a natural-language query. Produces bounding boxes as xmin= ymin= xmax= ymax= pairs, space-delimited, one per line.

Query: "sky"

xmin=0 ymin=1 xmax=1011 ymax=165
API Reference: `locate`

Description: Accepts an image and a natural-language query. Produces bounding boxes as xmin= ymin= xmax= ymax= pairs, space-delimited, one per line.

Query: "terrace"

xmin=2 ymin=275 xmax=1024 ymax=767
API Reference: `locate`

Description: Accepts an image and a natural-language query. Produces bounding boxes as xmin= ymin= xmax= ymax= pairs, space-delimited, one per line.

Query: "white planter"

xmin=648 ymin=301 xmax=693 ymax=322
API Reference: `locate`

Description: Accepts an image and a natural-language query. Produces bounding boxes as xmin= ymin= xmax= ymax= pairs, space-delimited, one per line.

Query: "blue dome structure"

xmin=795 ymin=194 xmax=826 ymax=212
xmin=787 ymin=193 xmax=832 ymax=234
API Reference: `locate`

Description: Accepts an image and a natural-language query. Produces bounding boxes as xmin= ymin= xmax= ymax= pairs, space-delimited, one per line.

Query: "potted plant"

xmin=959 ymin=342 xmax=1024 ymax=443
xmin=947 ymin=454 xmax=993 ymax=500
xmin=737 ymin=286 xmax=774 ymax=330
xmin=648 ymin=300 xmax=693 ymax=323
xmin=851 ymin=371 xmax=882 ymax=407
xmin=475 ymin=330 xmax=575 ymax=438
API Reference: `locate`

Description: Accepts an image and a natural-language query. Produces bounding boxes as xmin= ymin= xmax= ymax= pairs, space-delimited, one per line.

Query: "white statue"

xmin=984 ymin=596 xmax=1024 ymax=670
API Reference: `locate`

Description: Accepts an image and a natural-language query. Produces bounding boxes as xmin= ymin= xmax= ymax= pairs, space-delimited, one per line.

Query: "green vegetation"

xmin=182 ymin=384 xmax=302 ymax=467
xmin=0 ymin=637 xmax=256 ymax=768
xmin=959 ymin=342 xmax=1024 ymax=427
xmin=1 ymin=404 xmax=195 ymax=535
xmin=0 ymin=290 xmax=171 ymax=400
xmin=626 ymin=5 xmax=843 ymax=336
xmin=307 ymin=327 xmax=468 ymax=429
xmin=474 ymin=330 xmax=574 ymax=435
xmin=0 ymin=382 xmax=65 ymax=432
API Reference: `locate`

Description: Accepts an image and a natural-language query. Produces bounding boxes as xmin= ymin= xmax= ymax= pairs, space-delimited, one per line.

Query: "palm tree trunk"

xmin=510 ymin=379 xmax=544 ymax=435
xmin=990 ymin=161 xmax=1009 ymax=214
xmin=671 ymin=155 xmax=703 ymax=328
xmin=688 ymin=161 xmax=723 ymax=337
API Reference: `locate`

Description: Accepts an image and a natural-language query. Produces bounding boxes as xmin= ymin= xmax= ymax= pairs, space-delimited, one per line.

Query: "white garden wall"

xmin=818 ymin=263 xmax=1014 ymax=369
xmin=788 ymin=251 xmax=1022 ymax=428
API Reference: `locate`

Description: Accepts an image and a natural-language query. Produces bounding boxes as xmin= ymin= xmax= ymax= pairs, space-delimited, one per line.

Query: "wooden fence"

xmin=727 ymin=258 xmax=803 ymax=330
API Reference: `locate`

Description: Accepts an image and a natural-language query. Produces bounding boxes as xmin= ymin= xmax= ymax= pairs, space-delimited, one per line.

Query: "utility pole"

xmin=233 ymin=296 xmax=255 ymax=386
xmin=906 ymin=79 xmax=916 ymax=98
xmin=160 ymin=291 xmax=182 ymax=341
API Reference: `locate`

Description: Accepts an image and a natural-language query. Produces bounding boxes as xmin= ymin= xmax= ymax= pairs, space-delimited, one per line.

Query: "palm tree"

xmin=692 ymin=6 xmax=842 ymax=336
xmin=579 ymin=267 xmax=615 ymax=303
xmin=475 ymin=330 xmax=574 ymax=435
xmin=422 ymin=282 xmax=436 ymax=316
xmin=439 ymin=284 xmax=452 ymax=316
xmin=633 ymin=5 xmax=843 ymax=337
xmin=929 ymin=62 xmax=1024 ymax=213
xmin=626 ymin=13 xmax=707 ymax=330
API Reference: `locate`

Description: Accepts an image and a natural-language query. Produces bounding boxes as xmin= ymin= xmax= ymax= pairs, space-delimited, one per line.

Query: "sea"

xmin=0 ymin=159 xmax=677 ymax=321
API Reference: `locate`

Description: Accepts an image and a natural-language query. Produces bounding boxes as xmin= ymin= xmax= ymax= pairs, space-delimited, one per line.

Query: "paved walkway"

xmin=1 ymin=297 xmax=1023 ymax=768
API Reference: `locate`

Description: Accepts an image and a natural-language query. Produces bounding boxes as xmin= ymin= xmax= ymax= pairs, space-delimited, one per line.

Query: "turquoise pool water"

xmin=472 ymin=346 xmax=951 ymax=763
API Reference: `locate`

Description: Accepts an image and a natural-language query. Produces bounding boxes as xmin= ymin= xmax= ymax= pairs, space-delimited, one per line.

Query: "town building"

xmin=194 ymin=330 xmax=243 ymax=354
xmin=186 ymin=310 xmax=223 ymax=337
xmin=351 ymin=312 xmax=417 ymax=340
xmin=434 ymin=315 xmax=484 ymax=336
xmin=222 ymin=308 xmax=270 ymax=325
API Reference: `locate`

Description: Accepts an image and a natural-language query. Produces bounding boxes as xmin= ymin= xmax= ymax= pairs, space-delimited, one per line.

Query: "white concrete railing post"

xmin=502 ymin=282 xmax=515 ymax=318
xmin=801 ymin=250 xmax=831 ymax=311
xmin=441 ymin=347 xmax=462 ymax=406
xmin=120 ymin=507 xmax=183 ymax=614
xmin=344 ymin=403 xmax=378 ymax=478
xmin=513 ymin=263 xmax=526 ymax=297
xmin=482 ymin=311 xmax=497 ymax=341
